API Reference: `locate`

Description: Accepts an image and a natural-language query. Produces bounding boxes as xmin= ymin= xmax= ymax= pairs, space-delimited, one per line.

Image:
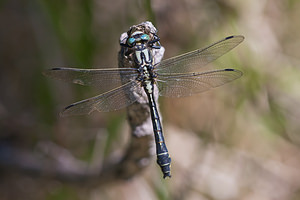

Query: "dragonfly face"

xmin=43 ymin=23 xmax=244 ymax=179
xmin=126 ymin=31 xmax=151 ymax=47
xmin=126 ymin=31 xmax=155 ymax=66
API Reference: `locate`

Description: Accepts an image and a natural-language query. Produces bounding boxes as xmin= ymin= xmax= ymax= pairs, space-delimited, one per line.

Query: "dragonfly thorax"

xmin=133 ymin=43 xmax=156 ymax=94
xmin=136 ymin=64 xmax=156 ymax=94
xmin=134 ymin=45 xmax=153 ymax=65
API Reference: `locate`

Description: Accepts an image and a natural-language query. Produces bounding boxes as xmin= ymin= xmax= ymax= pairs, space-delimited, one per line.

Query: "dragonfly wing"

xmin=60 ymin=81 xmax=140 ymax=116
xmin=157 ymin=69 xmax=242 ymax=98
xmin=43 ymin=67 xmax=138 ymax=93
xmin=156 ymin=35 xmax=244 ymax=74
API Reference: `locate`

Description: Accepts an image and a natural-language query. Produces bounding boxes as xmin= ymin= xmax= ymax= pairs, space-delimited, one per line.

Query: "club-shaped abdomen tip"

xmin=157 ymin=153 xmax=172 ymax=179
xmin=163 ymin=171 xmax=171 ymax=179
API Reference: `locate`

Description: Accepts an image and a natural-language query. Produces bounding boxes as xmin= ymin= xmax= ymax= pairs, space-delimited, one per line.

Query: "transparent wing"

xmin=156 ymin=35 xmax=244 ymax=74
xmin=43 ymin=67 xmax=138 ymax=93
xmin=60 ymin=81 xmax=140 ymax=116
xmin=157 ymin=69 xmax=242 ymax=98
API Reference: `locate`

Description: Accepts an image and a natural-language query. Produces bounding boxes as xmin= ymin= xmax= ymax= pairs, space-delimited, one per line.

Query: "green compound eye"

xmin=127 ymin=37 xmax=136 ymax=46
xmin=141 ymin=34 xmax=150 ymax=41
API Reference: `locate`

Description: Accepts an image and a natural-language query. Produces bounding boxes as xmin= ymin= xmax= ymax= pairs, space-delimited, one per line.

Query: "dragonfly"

xmin=44 ymin=30 xmax=244 ymax=178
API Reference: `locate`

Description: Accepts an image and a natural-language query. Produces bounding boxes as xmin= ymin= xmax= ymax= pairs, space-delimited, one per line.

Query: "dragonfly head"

xmin=127 ymin=31 xmax=150 ymax=47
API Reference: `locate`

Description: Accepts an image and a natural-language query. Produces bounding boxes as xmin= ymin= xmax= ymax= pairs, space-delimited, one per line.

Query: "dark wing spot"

xmin=51 ymin=67 xmax=62 ymax=70
xmin=64 ymin=104 xmax=75 ymax=110
xmin=225 ymin=35 xmax=234 ymax=40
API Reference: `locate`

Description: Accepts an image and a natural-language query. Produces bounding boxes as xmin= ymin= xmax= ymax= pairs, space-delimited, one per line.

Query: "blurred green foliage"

xmin=39 ymin=0 xmax=96 ymax=66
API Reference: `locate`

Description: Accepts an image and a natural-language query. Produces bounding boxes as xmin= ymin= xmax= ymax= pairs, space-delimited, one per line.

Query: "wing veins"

xmin=156 ymin=35 xmax=244 ymax=74
xmin=43 ymin=67 xmax=138 ymax=93
xmin=157 ymin=69 xmax=242 ymax=97
xmin=61 ymin=80 xmax=139 ymax=116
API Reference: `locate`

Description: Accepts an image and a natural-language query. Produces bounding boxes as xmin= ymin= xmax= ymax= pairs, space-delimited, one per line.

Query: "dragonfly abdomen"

xmin=146 ymin=89 xmax=171 ymax=178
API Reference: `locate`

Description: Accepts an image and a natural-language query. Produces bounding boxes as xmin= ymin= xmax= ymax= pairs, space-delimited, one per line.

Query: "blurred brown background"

xmin=1 ymin=0 xmax=300 ymax=199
